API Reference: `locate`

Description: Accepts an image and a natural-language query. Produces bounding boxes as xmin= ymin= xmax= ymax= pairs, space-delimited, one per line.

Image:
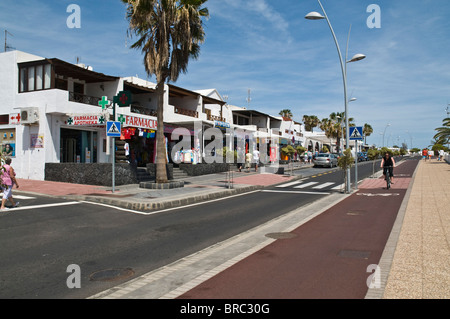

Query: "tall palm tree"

xmin=327 ymin=112 xmax=355 ymax=151
xmin=279 ymin=109 xmax=293 ymax=120
xmin=302 ymin=115 xmax=320 ymax=132
xmin=123 ymin=0 xmax=209 ymax=183
xmin=363 ymin=123 xmax=373 ymax=144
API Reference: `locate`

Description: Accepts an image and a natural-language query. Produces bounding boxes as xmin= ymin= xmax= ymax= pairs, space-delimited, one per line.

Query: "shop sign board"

xmin=9 ymin=113 xmax=21 ymax=125
xmin=214 ymin=120 xmax=230 ymax=130
xmin=118 ymin=114 xmax=157 ymax=130
xmin=66 ymin=114 xmax=106 ymax=126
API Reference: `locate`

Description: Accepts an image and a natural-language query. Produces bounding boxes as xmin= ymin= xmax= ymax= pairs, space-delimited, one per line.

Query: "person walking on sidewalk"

xmin=381 ymin=152 xmax=396 ymax=184
xmin=253 ymin=147 xmax=260 ymax=172
xmin=1 ymin=157 xmax=19 ymax=210
xmin=245 ymin=151 xmax=253 ymax=172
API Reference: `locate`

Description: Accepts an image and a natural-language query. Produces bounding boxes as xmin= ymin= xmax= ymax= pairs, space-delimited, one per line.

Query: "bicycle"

xmin=383 ymin=165 xmax=393 ymax=189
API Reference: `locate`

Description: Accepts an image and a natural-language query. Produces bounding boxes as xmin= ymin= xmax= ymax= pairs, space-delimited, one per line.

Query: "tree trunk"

xmin=156 ymin=78 xmax=168 ymax=183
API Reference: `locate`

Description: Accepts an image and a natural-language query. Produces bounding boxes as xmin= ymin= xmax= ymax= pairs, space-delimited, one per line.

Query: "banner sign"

xmin=66 ymin=114 xmax=106 ymax=126
xmin=118 ymin=114 xmax=157 ymax=130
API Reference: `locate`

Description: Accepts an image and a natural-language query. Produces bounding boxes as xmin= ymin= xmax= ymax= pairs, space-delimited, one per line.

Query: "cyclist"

xmin=381 ymin=152 xmax=396 ymax=184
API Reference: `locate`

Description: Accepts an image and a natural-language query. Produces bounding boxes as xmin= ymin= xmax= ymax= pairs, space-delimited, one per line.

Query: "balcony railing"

xmin=131 ymin=104 xmax=157 ymax=117
xmin=175 ymin=106 xmax=198 ymax=118
xmin=207 ymin=114 xmax=224 ymax=122
xmin=69 ymin=92 xmax=101 ymax=106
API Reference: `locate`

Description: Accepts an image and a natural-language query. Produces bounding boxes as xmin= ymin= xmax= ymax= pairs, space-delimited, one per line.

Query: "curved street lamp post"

xmin=305 ymin=1 xmax=366 ymax=193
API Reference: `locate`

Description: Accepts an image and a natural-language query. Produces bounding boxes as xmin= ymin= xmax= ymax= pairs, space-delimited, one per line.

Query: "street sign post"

xmin=349 ymin=126 xmax=364 ymax=190
xmin=106 ymin=121 xmax=121 ymax=137
xmin=349 ymin=126 xmax=364 ymax=141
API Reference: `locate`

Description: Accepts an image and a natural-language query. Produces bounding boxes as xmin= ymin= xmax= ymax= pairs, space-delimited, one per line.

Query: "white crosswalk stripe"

xmin=273 ymin=181 xmax=343 ymax=191
xmin=294 ymin=182 xmax=319 ymax=189
xmin=331 ymin=183 xmax=345 ymax=190
xmin=0 ymin=194 xmax=36 ymax=200
xmin=276 ymin=180 xmax=303 ymax=188
xmin=312 ymin=182 xmax=335 ymax=189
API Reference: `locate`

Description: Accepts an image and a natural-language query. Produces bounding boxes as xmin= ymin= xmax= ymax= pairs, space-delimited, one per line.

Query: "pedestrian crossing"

xmin=275 ymin=180 xmax=344 ymax=191
xmin=0 ymin=194 xmax=36 ymax=200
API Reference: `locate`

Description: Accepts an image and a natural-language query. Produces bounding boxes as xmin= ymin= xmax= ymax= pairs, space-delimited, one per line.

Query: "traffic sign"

xmin=349 ymin=126 xmax=364 ymax=140
xmin=106 ymin=121 xmax=121 ymax=137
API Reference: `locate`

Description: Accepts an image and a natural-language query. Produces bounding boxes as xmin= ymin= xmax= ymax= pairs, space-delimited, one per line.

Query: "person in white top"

xmin=438 ymin=149 xmax=445 ymax=161
xmin=253 ymin=147 xmax=260 ymax=172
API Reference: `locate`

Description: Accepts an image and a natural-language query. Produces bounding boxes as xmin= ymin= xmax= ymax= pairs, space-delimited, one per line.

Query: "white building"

xmin=0 ymin=50 xmax=226 ymax=180
xmin=0 ymin=50 xmax=337 ymax=182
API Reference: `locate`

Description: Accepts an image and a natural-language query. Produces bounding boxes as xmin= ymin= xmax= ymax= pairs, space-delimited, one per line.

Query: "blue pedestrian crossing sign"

xmin=349 ymin=126 xmax=364 ymax=140
xmin=106 ymin=121 xmax=121 ymax=137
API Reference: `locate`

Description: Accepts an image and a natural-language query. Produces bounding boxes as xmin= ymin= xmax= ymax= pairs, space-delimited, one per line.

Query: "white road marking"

xmin=332 ymin=183 xmax=345 ymax=190
xmin=294 ymin=182 xmax=319 ymax=189
xmin=262 ymin=190 xmax=330 ymax=195
xmin=7 ymin=201 xmax=81 ymax=211
xmin=81 ymin=190 xmax=262 ymax=216
xmin=312 ymin=182 xmax=335 ymax=189
xmin=276 ymin=180 xmax=303 ymax=188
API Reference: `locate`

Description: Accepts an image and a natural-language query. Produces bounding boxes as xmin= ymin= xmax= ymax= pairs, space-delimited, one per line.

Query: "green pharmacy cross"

xmin=118 ymin=114 xmax=126 ymax=124
xmin=114 ymin=91 xmax=132 ymax=107
xmin=98 ymin=96 xmax=111 ymax=110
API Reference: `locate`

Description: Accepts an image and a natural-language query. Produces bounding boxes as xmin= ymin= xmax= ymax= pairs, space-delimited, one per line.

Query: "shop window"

xmin=60 ymin=128 xmax=97 ymax=163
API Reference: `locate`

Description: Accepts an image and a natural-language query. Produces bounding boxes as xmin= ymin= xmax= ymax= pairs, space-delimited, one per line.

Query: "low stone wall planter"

xmin=139 ymin=180 xmax=185 ymax=189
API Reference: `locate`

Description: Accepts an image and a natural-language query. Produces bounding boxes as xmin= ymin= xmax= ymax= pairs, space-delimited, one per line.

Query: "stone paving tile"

xmin=383 ymin=159 xmax=450 ymax=299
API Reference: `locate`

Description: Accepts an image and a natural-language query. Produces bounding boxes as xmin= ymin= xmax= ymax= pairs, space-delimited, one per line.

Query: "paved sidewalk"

xmin=14 ymin=165 xmax=304 ymax=212
xmin=380 ymin=159 xmax=450 ymax=298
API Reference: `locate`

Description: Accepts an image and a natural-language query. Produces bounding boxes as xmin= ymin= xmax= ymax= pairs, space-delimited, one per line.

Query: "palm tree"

xmin=123 ymin=0 xmax=209 ymax=183
xmin=363 ymin=123 xmax=373 ymax=144
xmin=434 ymin=117 xmax=450 ymax=148
xmin=279 ymin=109 xmax=293 ymax=120
xmin=302 ymin=115 xmax=320 ymax=132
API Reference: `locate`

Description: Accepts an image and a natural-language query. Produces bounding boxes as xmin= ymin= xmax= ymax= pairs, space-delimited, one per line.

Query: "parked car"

xmin=358 ymin=152 xmax=368 ymax=162
xmin=313 ymin=153 xmax=338 ymax=168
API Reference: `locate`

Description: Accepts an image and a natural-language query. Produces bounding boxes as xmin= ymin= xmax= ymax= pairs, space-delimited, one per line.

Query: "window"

xmin=28 ymin=67 xmax=35 ymax=91
xmin=44 ymin=64 xmax=51 ymax=89
xmin=18 ymin=63 xmax=52 ymax=93
xmin=55 ymin=78 xmax=68 ymax=90
xmin=20 ymin=68 xmax=27 ymax=92
xmin=36 ymin=65 xmax=43 ymax=90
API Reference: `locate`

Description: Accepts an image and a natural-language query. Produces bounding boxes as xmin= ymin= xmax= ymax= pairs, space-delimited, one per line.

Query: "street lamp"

xmin=383 ymin=123 xmax=391 ymax=147
xmin=306 ymin=1 xmax=366 ymax=194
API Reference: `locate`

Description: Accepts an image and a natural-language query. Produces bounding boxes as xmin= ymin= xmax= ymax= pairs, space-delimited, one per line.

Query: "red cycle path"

xmin=179 ymin=159 xmax=418 ymax=299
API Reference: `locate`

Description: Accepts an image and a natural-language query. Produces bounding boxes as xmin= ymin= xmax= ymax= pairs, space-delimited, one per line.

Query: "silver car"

xmin=313 ymin=153 xmax=338 ymax=168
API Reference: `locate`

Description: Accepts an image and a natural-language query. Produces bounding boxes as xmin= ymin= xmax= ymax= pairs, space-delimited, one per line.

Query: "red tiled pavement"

xmin=232 ymin=173 xmax=294 ymax=186
xmin=15 ymin=178 xmax=113 ymax=196
xmin=359 ymin=177 xmax=412 ymax=190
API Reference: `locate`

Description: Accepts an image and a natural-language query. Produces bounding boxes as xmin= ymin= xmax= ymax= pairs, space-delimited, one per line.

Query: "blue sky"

xmin=1 ymin=0 xmax=450 ymax=149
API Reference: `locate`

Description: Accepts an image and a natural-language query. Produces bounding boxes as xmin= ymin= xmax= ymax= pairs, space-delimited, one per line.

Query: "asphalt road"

xmin=0 ymin=158 xmax=389 ymax=299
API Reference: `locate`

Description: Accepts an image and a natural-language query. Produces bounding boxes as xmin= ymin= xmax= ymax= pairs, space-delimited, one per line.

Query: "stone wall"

xmin=45 ymin=163 xmax=138 ymax=186
xmin=178 ymin=163 xmax=229 ymax=176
